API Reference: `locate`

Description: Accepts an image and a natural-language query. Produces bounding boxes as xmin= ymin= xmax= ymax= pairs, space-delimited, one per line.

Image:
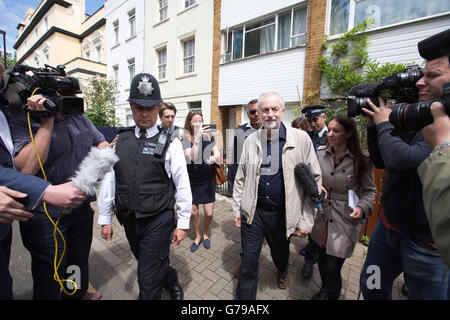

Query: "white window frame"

xmin=326 ymin=0 xmax=450 ymax=36
xmin=185 ymin=0 xmax=196 ymax=8
xmin=157 ymin=47 xmax=167 ymax=80
xmin=128 ymin=9 xmax=136 ymax=37
xmin=182 ymin=38 xmax=195 ymax=74
xmin=113 ymin=20 xmax=119 ymax=45
xmin=128 ymin=58 xmax=136 ymax=86
xmin=112 ymin=65 xmax=119 ymax=82
xmin=159 ymin=0 xmax=168 ymax=21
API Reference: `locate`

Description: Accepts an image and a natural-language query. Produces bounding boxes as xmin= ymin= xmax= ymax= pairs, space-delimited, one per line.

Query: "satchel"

xmin=213 ymin=163 xmax=227 ymax=185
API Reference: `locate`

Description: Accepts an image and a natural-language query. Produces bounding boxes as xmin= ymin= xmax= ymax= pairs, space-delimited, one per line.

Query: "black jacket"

xmin=367 ymin=121 xmax=433 ymax=243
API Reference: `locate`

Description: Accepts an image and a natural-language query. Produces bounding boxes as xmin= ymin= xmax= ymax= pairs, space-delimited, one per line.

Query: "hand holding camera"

xmin=421 ymin=102 xmax=450 ymax=150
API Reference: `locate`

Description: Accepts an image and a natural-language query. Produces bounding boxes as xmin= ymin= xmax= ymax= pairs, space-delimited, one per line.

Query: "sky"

xmin=0 ymin=0 xmax=104 ymax=55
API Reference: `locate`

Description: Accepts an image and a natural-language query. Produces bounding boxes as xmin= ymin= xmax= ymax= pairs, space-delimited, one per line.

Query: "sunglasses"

xmin=189 ymin=109 xmax=202 ymax=114
xmin=248 ymin=109 xmax=258 ymax=115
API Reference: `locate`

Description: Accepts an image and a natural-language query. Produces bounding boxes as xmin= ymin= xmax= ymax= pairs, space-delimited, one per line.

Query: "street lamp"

xmin=0 ymin=29 xmax=6 ymax=67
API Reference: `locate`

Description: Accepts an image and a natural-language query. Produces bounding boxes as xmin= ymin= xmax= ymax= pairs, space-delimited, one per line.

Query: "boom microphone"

xmin=294 ymin=163 xmax=324 ymax=213
xmin=348 ymin=82 xmax=379 ymax=97
xmin=71 ymin=146 xmax=119 ymax=196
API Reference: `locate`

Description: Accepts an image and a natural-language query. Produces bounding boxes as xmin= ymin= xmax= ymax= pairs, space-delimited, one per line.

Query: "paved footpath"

xmin=10 ymin=194 xmax=406 ymax=300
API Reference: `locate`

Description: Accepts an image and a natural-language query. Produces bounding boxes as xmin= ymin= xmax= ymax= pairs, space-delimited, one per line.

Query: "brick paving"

xmin=89 ymin=194 xmax=406 ymax=300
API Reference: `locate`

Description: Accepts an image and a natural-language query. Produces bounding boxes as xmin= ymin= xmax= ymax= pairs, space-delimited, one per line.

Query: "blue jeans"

xmin=20 ymin=203 xmax=94 ymax=300
xmin=360 ymin=220 xmax=449 ymax=300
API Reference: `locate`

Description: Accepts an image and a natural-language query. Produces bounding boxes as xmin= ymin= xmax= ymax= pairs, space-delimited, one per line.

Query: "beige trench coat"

xmin=311 ymin=146 xmax=376 ymax=259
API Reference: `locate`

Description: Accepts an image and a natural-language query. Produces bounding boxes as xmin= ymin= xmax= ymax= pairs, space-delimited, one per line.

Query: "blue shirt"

xmin=9 ymin=111 xmax=105 ymax=217
xmin=257 ymin=123 xmax=286 ymax=208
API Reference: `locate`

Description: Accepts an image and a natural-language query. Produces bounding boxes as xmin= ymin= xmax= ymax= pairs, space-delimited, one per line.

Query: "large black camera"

xmin=389 ymin=82 xmax=450 ymax=131
xmin=1 ymin=64 xmax=84 ymax=117
xmin=347 ymin=65 xmax=422 ymax=117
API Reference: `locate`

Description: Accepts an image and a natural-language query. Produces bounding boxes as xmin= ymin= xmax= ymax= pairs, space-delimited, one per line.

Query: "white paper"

xmin=348 ymin=190 xmax=360 ymax=210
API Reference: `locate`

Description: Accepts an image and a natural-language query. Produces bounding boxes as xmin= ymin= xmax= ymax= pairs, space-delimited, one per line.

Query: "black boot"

xmin=301 ymin=261 xmax=314 ymax=279
xmin=311 ymin=289 xmax=331 ymax=300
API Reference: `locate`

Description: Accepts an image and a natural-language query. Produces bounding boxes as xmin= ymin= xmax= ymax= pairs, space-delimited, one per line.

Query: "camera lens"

xmin=389 ymin=101 xmax=434 ymax=131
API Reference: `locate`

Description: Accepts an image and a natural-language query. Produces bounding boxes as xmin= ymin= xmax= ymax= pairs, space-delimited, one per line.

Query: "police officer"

xmin=299 ymin=104 xmax=328 ymax=279
xmin=301 ymin=105 xmax=328 ymax=150
xmin=98 ymin=73 xmax=192 ymax=300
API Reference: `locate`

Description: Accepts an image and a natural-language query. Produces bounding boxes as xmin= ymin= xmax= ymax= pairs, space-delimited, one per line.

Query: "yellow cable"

xmin=26 ymin=95 xmax=77 ymax=295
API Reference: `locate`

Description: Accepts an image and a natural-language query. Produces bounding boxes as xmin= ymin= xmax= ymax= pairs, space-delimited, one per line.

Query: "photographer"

xmin=418 ymin=102 xmax=450 ymax=268
xmin=1 ymin=58 xmax=90 ymax=300
xmin=7 ymin=86 xmax=108 ymax=299
xmin=358 ymin=53 xmax=450 ymax=299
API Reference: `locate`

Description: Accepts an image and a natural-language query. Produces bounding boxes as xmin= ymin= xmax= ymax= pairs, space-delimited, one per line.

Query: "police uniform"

xmin=301 ymin=105 xmax=328 ymax=150
xmin=98 ymin=73 xmax=192 ymax=300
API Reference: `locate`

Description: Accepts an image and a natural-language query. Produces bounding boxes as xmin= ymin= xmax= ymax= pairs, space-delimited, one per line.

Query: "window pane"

xmin=292 ymin=7 xmax=307 ymax=46
xmin=232 ymin=28 xmax=243 ymax=60
xmin=330 ymin=0 xmax=349 ymax=35
xmin=245 ymin=23 xmax=275 ymax=57
xmin=183 ymin=39 xmax=195 ymax=74
xmin=355 ymin=0 xmax=450 ymax=28
xmin=278 ymin=12 xmax=291 ymax=50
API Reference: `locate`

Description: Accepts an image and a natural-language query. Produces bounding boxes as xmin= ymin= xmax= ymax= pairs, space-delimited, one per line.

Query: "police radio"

xmin=154 ymin=132 xmax=169 ymax=157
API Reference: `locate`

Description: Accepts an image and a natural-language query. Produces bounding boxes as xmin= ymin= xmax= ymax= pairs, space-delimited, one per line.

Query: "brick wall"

xmin=211 ymin=0 xmax=223 ymax=148
xmin=302 ymin=0 xmax=327 ymax=105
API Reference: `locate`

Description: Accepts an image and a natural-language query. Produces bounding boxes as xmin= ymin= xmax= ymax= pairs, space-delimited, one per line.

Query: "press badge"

xmin=142 ymin=142 xmax=156 ymax=155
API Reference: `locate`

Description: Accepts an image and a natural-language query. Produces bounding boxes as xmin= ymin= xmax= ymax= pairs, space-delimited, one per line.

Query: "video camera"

xmin=347 ymin=28 xmax=450 ymax=131
xmin=347 ymin=65 xmax=422 ymax=117
xmin=388 ymin=28 xmax=450 ymax=131
xmin=1 ymin=63 xmax=84 ymax=118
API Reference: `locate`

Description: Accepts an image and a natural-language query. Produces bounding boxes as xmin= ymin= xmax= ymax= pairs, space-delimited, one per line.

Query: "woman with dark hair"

xmin=310 ymin=114 xmax=376 ymax=300
xmin=183 ymin=110 xmax=220 ymax=252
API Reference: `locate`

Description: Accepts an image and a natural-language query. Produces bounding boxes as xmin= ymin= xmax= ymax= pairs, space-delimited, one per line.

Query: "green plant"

xmin=360 ymin=235 xmax=370 ymax=246
xmin=83 ymin=76 xmax=120 ymax=127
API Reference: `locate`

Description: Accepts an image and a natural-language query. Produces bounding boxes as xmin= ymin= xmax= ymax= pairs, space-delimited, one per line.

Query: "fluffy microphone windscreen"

xmin=294 ymin=163 xmax=319 ymax=199
xmin=71 ymin=147 xmax=119 ymax=196
xmin=348 ymin=82 xmax=379 ymax=97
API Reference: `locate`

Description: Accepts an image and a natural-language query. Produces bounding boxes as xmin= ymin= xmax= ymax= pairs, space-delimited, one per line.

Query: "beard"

xmin=263 ymin=118 xmax=279 ymax=129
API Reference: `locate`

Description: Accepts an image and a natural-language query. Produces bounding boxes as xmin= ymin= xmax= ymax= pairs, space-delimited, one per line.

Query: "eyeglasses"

xmin=248 ymin=109 xmax=258 ymax=115
xmin=189 ymin=109 xmax=202 ymax=114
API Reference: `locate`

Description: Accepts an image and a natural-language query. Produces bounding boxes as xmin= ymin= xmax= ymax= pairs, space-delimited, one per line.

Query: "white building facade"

xmin=219 ymin=0 xmax=309 ymax=128
xmin=105 ymin=0 xmax=145 ymax=126
xmin=143 ymin=0 xmax=215 ymax=127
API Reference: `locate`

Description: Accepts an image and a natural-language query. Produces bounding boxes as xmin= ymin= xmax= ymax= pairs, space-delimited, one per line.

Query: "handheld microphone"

xmin=294 ymin=163 xmax=324 ymax=213
xmin=71 ymin=146 xmax=119 ymax=196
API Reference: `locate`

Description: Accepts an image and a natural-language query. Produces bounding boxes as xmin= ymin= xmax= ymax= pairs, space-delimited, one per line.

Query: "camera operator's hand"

xmin=421 ymin=102 xmax=450 ymax=149
xmin=362 ymin=97 xmax=393 ymax=125
xmin=27 ymin=95 xmax=55 ymax=124
xmin=0 ymin=186 xmax=32 ymax=223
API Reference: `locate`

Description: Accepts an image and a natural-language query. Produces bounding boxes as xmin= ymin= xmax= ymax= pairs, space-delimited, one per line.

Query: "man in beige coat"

xmin=232 ymin=92 xmax=322 ymax=300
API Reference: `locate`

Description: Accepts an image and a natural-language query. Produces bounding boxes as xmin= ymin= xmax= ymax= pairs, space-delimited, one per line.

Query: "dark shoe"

xmin=190 ymin=238 xmax=202 ymax=252
xmin=203 ymin=238 xmax=210 ymax=249
xmin=311 ymin=289 xmax=330 ymax=300
xmin=277 ymin=271 xmax=289 ymax=289
xmin=168 ymin=282 xmax=184 ymax=300
xmin=401 ymin=283 xmax=409 ymax=297
xmin=301 ymin=261 xmax=314 ymax=279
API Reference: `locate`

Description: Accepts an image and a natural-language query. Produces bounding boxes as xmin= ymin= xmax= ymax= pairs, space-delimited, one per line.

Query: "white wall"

xmin=144 ymin=0 xmax=215 ymax=126
xmin=105 ymin=0 xmax=145 ymax=126
xmin=221 ymin=0 xmax=307 ymax=29
xmin=219 ymin=48 xmax=306 ymax=106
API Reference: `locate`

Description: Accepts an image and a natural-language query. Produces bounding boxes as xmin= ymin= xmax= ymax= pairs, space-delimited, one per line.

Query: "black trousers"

xmin=121 ymin=209 xmax=177 ymax=300
xmin=19 ymin=203 xmax=94 ymax=300
xmin=235 ymin=206 xmax=290 ymax=300
xmin=317 ymin=248 xmax=345 ymax=300
xmin=0 ymin=228 xmax=13 ymax=300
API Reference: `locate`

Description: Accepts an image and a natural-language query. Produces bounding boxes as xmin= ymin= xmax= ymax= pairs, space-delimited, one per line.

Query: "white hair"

xmin=257 ymin=92 xmax=285 ymax=110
